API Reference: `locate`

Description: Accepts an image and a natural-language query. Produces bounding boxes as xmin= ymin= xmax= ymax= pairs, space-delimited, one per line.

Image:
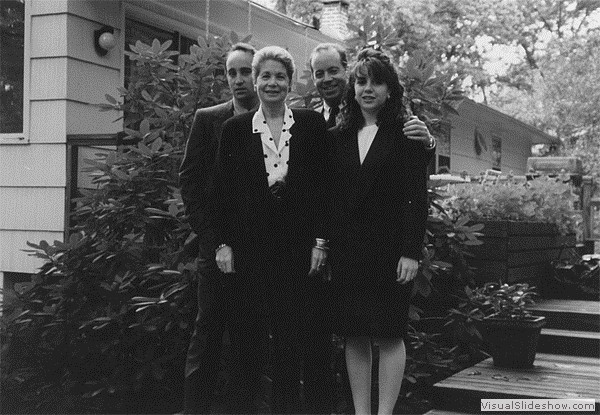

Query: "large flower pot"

xmin=480 ymin=315 xmax=546 ymax=368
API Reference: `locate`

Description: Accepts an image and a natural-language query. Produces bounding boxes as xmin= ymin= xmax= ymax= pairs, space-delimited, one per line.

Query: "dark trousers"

xmin=267 ymin=272 xmax=333 ymax=415
xmin=183 ymin=265 xmax=265 ymax=414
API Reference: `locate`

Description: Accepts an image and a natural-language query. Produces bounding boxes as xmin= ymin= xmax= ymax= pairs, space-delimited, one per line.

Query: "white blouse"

xmin=252 ymin=105 xmax=295 ymax=187
xmin=358 ymin=124 xmax=379 ymax=164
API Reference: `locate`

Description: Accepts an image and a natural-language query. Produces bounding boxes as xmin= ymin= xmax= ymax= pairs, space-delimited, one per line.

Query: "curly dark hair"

xmin=339 ymin=48 xmax=405 ymax=131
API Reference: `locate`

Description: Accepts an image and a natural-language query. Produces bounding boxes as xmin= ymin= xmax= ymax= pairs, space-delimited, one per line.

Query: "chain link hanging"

xmin=205 ymin=0 xmax=210 ymax=40
xmin=247 ymin=0 xmax=252 ymax=36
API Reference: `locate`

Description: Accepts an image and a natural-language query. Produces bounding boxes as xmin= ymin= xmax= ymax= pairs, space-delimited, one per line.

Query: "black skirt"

xmin=329 ymin=237 xmax=414 ymax=338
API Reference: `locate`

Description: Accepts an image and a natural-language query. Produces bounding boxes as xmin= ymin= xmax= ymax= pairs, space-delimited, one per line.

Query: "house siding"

xmin=0 ymin=188 xmax=65 ymax=231
xmin=0 ymin=0 xmax=122 ymax=273
xmin=0 ymin=231 xmax=65 ymax=272
xmin=448 ymin=100 xmax=535 ymax=176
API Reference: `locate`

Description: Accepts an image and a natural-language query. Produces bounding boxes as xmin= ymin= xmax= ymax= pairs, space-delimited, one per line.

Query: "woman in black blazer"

xmin=207 ymin=46 xmax=331 ymax=414
xmin=328 ymin=48 xmax=429 ymax=414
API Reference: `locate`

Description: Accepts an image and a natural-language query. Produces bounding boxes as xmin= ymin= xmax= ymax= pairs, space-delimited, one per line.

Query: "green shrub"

xmin=0 ymin=33 xmax=239 ymax=414
xmin=440 ymin=175 xmax=580 ymax=236
xmin=468 ymin=282 xmax=539 ymax=320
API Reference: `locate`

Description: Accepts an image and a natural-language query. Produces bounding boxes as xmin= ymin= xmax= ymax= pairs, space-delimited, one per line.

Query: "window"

xmin=492 ymin=135 xmax=502 ymax=171
xmin=437 ymin=155 xmax=450 ymax=173
xmin=1 ymin=272 xmax=32 ymax=315
xmin=124 ymin=18 xmax=195 ymax=86
xmin=66 ymin=134 xmax=120 ymax=230
xmin=0 ymin=0 xmax=24 ymax=135
xmin=431 ymin=120 xmax=451 ymax=175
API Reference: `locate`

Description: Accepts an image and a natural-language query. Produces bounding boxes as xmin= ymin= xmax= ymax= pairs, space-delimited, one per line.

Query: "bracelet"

xmin=425 ymin=134 xmax=436 ymax=149
xmin=314 ymin=238 xmax=329 ymax=251
xmin=215 ymin=243 xmax=228 ymax=253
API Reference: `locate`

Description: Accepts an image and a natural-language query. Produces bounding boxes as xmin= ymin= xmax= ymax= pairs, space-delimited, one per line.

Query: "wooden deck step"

xmin=432 ymin=353 xmax=600 ymax=413
xmin=528 ymin=299 xmax=600 ymax=331
xmin=538 ymin=327 xmax=600 ymax=357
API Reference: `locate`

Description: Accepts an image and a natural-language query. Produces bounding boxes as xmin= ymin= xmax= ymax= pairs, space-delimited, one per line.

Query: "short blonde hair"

xmin=252 ymin=46 xmax=295 ymax=82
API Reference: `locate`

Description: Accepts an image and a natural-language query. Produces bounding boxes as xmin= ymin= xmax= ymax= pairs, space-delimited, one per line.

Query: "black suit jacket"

xmin=179 ymin=101 xmax=234 ymax=256
xmin=207 ymin=108 xmax=329 ymax=275
xmin=328 ymin=120 xmax=428 ymax=275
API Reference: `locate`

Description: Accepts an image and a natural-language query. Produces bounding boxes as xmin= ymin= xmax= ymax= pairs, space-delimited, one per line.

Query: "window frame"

xmin=491 ymin=134 xmax=502 ymax=171
xmin=0 ymin=0 xmax=30 ymax=144
xmin=66 ymin=133 xmax=122 ymax=233
xmin=431 ymin=119 xmax=451 ymax=175
xmin=123 ymin=2 xmax=202 ymax=55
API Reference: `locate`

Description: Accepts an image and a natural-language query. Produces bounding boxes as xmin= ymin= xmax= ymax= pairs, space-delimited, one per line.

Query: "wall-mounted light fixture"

xmin=94 ymin=25 xmax=117 ymax=56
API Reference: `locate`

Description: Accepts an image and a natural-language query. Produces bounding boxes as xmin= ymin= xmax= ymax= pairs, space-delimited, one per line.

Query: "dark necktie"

xmin=326 ymin=105 xmax=339 ymax=129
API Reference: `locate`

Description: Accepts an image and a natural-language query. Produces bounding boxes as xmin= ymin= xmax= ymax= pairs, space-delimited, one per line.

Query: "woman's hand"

xmin=396 ymin=256 xmax=418 ymax=284
xmin=309 ymin=247 xmax=328 ymax=277
xmin=216 ymin=245 xmax=235 ymax=273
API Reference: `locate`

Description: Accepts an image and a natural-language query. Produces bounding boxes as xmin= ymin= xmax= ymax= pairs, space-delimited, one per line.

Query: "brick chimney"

xmin=320 ymin=0 xmax=349 ymax=40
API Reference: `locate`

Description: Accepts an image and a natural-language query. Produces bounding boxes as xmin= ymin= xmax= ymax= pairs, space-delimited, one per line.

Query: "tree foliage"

xmin=284 ymin=0 xmax=600 ymax=181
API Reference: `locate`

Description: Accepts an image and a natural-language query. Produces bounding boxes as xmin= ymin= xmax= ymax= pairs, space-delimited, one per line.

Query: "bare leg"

xmin=376 ymin=338 xmax=406 ymax=415
xmin=345 ymin=336 xmax=373 ymax=415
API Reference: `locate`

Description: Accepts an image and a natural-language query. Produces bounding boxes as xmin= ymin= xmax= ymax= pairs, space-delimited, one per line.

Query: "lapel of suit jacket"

xmin=215 ymin=101 xmax=234 ymax=126
xmin=287 ymin=110 xmax=300 ymax=172
xmin=337 ymin=128 xmax=361 ymax=209
xmin=351 ymin=123 xmax=395 ymax=209
xmin=241 ymin=112 xmax=271 ymax=195
xmin=210 ymin=101 xmax=234 ymax=143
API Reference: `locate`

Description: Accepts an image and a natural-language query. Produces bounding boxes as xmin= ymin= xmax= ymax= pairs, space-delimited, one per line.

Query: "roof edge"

xmin=460 ymin=98 xmax=560 ymax=145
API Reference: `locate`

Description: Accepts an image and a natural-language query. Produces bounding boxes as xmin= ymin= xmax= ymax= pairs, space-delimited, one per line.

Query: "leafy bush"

xmin=440 ymin=175 xmax=580 ymax=236
xmin=467 ymin=283 xmax=539 ymax=320
xmin=0 ymin=33 xmax=240 ymax=414
xmin=549 ymin=251 xmax=600 ymax=300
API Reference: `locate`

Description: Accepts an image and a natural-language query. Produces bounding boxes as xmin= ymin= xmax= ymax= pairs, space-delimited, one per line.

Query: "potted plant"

xmin=468 ymin=282 xmax=546 ymax=368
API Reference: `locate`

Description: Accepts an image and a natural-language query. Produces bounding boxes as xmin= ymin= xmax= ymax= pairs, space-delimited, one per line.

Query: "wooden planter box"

xmin=469 ymin=221 xmax=576 ymax=284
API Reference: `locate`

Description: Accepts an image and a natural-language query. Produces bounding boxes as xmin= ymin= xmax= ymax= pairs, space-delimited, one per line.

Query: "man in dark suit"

xmin=179 ymin=42 xmax=260 ymax=414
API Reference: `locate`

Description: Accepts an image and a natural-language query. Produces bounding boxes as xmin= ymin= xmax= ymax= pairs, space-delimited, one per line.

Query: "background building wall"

xmin=1 ymin=0 xmax=122 ymax=274
xmin=446 ymin=99 xmax=555 ymax=176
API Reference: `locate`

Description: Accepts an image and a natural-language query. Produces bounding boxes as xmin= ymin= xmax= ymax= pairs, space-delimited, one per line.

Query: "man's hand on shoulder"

xmin=403 ymin=116 xmax=435 ymax=149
